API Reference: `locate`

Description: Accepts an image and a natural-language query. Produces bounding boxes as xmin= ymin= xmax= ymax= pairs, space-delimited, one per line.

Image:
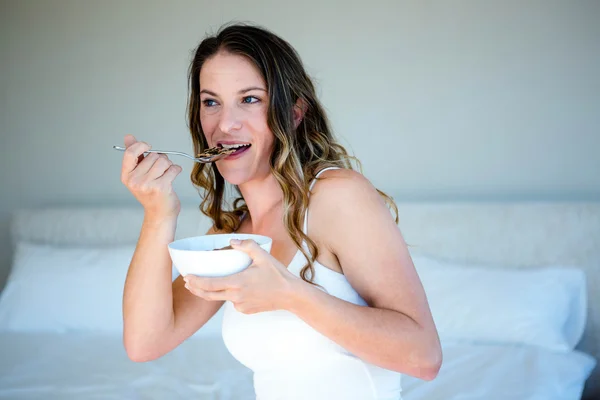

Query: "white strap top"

xmin=221 ymin=167 xmax=403 ymax=400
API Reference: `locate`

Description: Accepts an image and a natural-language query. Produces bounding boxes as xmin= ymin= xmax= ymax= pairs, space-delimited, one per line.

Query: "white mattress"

xmin=0 ymin=333 xmax=594 ymax=400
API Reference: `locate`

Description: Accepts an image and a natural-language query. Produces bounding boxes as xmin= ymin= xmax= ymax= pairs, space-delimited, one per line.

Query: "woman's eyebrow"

xmin=199 ymin=89 xmax=218 ymax=96
xmin=200 ymin=87 xmax=267 ymax=96
xmin=238 ymin=86 xmax=267 ymax=94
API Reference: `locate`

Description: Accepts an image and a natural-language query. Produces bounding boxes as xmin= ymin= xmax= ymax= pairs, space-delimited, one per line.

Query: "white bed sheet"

xmin=0 ymin=333 xmax=254 ymax=400
xmin=0 ymin=333 xmax=595 ymax=400
xmin=403 ymin=340 xmax=595 ymax=400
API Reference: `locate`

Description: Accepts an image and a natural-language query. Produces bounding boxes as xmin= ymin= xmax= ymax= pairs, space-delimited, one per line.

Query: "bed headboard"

xmin=8 ymin=201 xmax=600 ymax=396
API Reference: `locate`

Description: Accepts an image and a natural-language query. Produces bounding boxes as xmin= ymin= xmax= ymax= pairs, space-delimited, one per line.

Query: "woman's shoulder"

xmin=310 ymin=167 xmax=376 ymax=198
xmin=309 ymin=168 xmax=385 ymax=234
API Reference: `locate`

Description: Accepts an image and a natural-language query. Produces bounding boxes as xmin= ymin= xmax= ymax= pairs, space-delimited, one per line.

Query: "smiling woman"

xmin=121 ymin=21 xmax=441 ymax=400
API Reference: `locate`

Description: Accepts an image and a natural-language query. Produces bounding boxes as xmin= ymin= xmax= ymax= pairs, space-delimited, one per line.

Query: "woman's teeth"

xmin=221 ymin=143 xmax=250 ymax=150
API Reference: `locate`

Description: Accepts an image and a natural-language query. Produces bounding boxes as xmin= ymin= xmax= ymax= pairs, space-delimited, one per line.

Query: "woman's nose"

xmin=218 ymin=105 xmax=243 ymax=133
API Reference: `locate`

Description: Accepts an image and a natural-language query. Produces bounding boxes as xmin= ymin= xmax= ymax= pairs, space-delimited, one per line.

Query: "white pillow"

xmin=411 ymin=254 xmax=588 ymax=352
xmin=0 ymin=241 xmax=224 ymax=336
xmin=0 ymin=242 xmax=137 ymax=333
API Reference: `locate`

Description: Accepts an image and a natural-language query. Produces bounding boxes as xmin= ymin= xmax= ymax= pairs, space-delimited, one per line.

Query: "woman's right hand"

xmin=120 ymin=134 xmax=183 ymax=219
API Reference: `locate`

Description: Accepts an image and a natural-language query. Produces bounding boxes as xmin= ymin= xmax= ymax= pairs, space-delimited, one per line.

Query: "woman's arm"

xmin=287 ymin=169 xmax=442 ymax=380
xmin=123 ymin=219 xmax=223 ymax=362
xmin=286 ymin=277 xmax=440 ymax=380
xmin=120 ymin=136 xmax=223 ymax=362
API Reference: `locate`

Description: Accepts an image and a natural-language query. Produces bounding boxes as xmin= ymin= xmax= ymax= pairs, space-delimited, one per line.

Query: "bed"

xmin=1 ymin=201 xmax=598 ymax=399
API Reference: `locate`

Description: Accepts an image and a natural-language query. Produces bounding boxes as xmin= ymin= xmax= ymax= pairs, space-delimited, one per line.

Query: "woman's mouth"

xmin=220 ymin=144 xmax=251 ymax=160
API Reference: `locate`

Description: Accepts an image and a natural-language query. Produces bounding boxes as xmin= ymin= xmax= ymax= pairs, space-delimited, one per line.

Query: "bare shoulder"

xmin=308 ymin=168 xmax=395 ymax=252
xmin=310 ymin=168 xmax=390 ymax=225
xmin=310 ymin=168 xmax=377 ymax=200
xmin=311 ymin=167 xmax=369 ymax=188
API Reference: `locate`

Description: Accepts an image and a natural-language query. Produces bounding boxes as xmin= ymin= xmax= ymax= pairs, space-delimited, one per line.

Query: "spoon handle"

xmin=112 ymin=145 xmax=197 ymax=161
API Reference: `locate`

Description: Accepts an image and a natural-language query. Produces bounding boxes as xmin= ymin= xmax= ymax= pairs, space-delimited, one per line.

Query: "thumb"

xmin=230 ymin=238 xmax=266 ymax=260
xmin=124 ymin=134 xmax=137 ymax=148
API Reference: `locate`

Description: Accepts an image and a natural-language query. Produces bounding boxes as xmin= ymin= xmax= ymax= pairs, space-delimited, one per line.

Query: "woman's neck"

xmin=238 ymin=173 xmax=284 ymax=230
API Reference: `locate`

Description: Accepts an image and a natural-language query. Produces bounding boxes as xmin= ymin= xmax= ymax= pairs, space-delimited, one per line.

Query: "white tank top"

xmin=221 ymin=167 xmax=403 ymax=400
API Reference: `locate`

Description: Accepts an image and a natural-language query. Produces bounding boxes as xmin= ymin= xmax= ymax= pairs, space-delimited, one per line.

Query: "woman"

xmin=121 ymin=23 xmax=441 ymax=400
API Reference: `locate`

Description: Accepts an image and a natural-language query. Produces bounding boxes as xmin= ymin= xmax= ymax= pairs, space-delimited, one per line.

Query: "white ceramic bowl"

xmin=168 ymin=233 xmax=273 ymax=277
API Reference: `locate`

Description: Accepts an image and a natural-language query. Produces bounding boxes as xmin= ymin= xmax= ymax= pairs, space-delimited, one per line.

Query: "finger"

xmin=155 ymin=163 xmax=183 ymax=184
xmin=123 ymin=134 xmax=137 ymax=147
xmin=185 ymin=275 xmax=237 ymax=292
xmin=131 ymin=152 xmax=162 ymax=176
xmin=229 ymin=239 xmax=267 ymax=262
xmin=146 ymin=154 xmax=173 ymax=180
xmin=185 ymin=283 xmax=232 ymax=301
xmin=122 ymin=141 xmax=151 ymax=174
xmin=123 ymin=134 xmax=144 ymax=164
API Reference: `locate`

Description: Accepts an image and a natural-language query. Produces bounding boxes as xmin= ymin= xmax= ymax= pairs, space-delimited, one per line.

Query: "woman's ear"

xmin=293 ymin=98 xmax=308 ymax=129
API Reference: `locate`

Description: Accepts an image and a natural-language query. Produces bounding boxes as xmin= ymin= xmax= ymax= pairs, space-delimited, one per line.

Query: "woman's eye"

xmin=202 ymin=99 xmax=217 ymax=107
xmin=242 ymin=96 xmax=259 ymax=104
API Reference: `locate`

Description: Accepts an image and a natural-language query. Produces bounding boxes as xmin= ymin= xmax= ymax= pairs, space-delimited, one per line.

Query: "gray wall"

xmin=1 ymin=0 xmax=599 ymax=288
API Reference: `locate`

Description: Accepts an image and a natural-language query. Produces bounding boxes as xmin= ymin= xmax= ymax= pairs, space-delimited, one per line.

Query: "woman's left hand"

xmin=183 ymin=238 xmax=301 ymax=314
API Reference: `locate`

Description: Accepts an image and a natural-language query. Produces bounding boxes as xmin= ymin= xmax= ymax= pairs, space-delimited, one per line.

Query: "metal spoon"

xmin=112 ymin=145 xmax=236 ymax=163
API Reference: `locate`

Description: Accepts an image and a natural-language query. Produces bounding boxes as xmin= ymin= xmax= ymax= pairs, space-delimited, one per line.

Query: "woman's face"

xmin=199 ymin=51 xmax=273 ymax=184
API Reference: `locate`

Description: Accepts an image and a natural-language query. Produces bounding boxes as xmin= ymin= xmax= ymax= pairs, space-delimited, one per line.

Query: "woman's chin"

xmin=221 ymin=173 xmax=249 ymax=186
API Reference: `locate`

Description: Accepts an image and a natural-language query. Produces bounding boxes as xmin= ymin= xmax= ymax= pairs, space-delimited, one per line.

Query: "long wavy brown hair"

xmin=186 ymin=22 xmax=399 ymax=285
